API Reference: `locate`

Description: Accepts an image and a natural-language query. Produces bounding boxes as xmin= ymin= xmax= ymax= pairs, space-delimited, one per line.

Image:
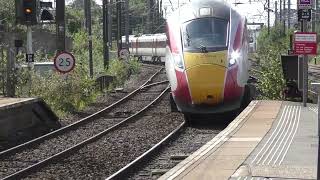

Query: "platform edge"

xmin=158 ymin=100 xmax=260 ymax=180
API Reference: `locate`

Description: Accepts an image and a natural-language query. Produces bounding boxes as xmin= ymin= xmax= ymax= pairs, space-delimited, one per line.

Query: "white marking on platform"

xmin=158 ymin=101 xmax=259 ymax=180
xmin=251 ymin=105 xmax=301 ymax=166
xmin=274 ymin=106 xmax=301 ymax=165
xmin=251 ymin=105 xmax=289 ymax=164
xmin=266 ymin=106 xmax=298 ymax=165
xmin=278 ymin=106 xmax=301 ymax=165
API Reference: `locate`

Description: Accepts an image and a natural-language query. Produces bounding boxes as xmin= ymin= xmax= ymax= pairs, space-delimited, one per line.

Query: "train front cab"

xmin=166 ymin=7 xmax=250 ymax=118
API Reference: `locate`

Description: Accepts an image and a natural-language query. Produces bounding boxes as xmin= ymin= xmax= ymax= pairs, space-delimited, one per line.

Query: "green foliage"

xmin=66 ymin=0 xmax=102 ymax=35
xmin=16 ymin=68 xmax=97 ymax=116
xmin=72 ymin=30 xmax=104 ymax=76
xmin=0 ymin=1 xmax=15 ymax=26
xmin=14 ymin=29 xmax=141 ymax=117
xmin=255 ymin=24 xmax=291 ymax=100
xmin=128 ymin=59 xmax=141 ymax=75
xmin=66 ymin=7 xmax=84 ymax=34
xmin=1 ymin=0 xmax=144 ymax=117
xmin=106 ymin=59 xmax=141 ymax=88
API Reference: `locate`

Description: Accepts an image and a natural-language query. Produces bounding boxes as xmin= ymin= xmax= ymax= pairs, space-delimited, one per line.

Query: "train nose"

xmin=185 ymin=64 xmax=226 ymax=105
xmin=183 ymin=51 xmax=228 ymax=105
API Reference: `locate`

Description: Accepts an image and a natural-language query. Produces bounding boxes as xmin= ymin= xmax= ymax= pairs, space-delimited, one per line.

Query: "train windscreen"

xmin=182 ymin=18 xmax=228 ymax=51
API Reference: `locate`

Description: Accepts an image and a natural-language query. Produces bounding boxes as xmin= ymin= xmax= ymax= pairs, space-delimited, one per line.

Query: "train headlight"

xmin=173 ymin=54 xmax=184 ymax=69
xmin=229 ymin=51 xmax=239 ymax=67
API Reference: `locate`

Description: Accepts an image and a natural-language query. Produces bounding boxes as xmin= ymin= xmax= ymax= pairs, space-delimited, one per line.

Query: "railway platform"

xmin=0 ymin=97 xmax=60 ymax=142
xmin=0 ymin=97 xmax=36 ymax=108
xmin=159 ymin=100 xmax=318 ymax=180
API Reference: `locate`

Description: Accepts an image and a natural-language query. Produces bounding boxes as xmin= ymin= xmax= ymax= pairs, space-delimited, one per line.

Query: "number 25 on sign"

xmin=54 ymin=52 xmax=76 ymax=74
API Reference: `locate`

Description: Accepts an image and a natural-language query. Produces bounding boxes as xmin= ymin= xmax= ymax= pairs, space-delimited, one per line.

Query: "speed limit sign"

xmin=54 ymin=52 xmax=76 ymax=74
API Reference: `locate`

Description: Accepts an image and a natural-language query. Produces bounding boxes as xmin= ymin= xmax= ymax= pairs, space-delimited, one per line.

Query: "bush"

xmin=16 ymin=66 xmax=98 ymax=116
xmin=15 ymin=59 xmax=141 ymax=117
xmin=255 ymin=24 xmax=291 ymax=100
xmin=13 ymin=28 xmax=141 ymax=117
xmin=106 ymin=59 xmax=141 ymax=88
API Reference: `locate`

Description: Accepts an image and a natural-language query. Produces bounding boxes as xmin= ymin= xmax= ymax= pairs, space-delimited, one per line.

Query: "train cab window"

xmin=182 ymin=17 xmax=228 ymax=50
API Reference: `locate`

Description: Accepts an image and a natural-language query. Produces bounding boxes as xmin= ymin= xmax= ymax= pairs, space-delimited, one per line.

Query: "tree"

xmin=0 ymin=1 xmax=15 ymax=27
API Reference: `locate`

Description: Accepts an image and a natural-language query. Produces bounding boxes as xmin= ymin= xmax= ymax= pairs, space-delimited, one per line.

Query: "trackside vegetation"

xmin=0 ymin=0 xmax=150 ymax=117
xmin=255 ymin=24 xmax=291 ymax=100
xmin=15 ymin=30 xmax=141 ymax=116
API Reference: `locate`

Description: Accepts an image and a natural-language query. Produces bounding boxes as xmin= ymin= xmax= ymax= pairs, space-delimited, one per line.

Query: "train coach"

xmin=121 ymin=34 xmax=167 ymax=63
xmin=165 ymin=0 xmax=251 ymax=119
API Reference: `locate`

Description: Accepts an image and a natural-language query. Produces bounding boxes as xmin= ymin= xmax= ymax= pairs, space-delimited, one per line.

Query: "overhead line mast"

xmin=84 ymin=0 xmax=93 ymax=77
xmin=103 ymin=0 xmax=110 ymax=68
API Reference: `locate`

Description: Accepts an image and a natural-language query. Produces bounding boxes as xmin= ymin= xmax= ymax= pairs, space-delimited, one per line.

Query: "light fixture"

xmin=229 ymin=51 xmax=240 ymax=66
xmin=199 ymin=7 xmax=211 ymax=16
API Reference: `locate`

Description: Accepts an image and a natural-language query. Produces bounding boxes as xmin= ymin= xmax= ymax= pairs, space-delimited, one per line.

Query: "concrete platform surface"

xmin=159 ymin=100 xmax=319 ymax=180
xmin=0 ymin=97 xmax=60 ymax=142
xmin=0 ymin=98 xmax=37 ymax=109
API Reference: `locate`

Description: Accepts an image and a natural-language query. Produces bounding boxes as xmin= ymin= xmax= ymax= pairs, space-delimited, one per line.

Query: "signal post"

xmin=16 ymin=0 xmax=37 ymax=66
xmin=296 ymin=0 xmax=319 ymax=178
xmin=14 ymin=0 xmax=38 ymax=95
xmin=296 ymin=0 xmax=315 ymax=106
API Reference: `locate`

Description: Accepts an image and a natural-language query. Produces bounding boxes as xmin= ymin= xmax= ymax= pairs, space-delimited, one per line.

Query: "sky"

xmin=86 ymin=0 xmax=298 ymax=28
xmin=161 ymin=0 xmax=276 ymax=26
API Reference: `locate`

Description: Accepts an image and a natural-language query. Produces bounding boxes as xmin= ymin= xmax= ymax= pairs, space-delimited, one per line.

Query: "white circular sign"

xmin=54 ymin=52 xmax=75 ymax=73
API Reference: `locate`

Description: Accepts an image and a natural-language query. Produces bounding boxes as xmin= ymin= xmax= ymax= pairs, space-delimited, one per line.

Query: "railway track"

xmin=123 ymin=117 xmax=232 ymax=180
xmin=0 ymin=67 xmax=170 ymax=179
xmin=308 ymin=65 xmax=320 ymax=99
xmin=106 ymin=120 xmax=186 ymax=180
xmin=20 ymin=92 xmax=184 ymax=179
xmin=309 ymin=64 xmax=320 ymax=80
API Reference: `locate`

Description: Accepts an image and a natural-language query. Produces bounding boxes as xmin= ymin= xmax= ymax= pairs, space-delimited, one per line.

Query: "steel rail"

xmin=2 ymin=85 xmax=170 ymax=180
xmin=141 ymin=80 xmax=169 ymax=89
xmin=309 ymin=71 xmax=320 ymax=78
xmin=309 ymin=90 xmax=318 ymax=95
xmin=106 ymin=121 xmax=186 ymax=180
xmin=0 ymin=67 xmax=164 ymax=157
xmin=141 ymin=63 xmax=164 ymax=68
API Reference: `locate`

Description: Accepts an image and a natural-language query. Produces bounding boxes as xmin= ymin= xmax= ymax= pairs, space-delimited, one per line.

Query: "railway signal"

xmin=15 ymin=0 xmax=38 ymax=25
xmin=39 ymin=1 xmax=54 ymax=22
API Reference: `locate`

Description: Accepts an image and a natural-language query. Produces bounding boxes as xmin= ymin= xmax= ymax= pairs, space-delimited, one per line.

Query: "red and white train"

xmin=122 ymin=34 xmax=167 ymax=62
xmin=165 ymin=0 xmax=251 ymax=120
xmin=123 ymin=0 xmax=252 ymax=122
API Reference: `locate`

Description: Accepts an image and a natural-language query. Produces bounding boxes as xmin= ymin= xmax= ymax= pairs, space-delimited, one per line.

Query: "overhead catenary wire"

xmin=168 ymin=0 xmax=175 ymax=11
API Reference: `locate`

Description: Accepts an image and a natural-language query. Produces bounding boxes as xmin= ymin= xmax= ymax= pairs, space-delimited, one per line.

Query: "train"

xmin=123 ymin=0 xmax=252 ymax=121
xmin=165 ymin=0 xmax=251 ymax=119
xmin=121 ymin=34 xmax=166 ymax=63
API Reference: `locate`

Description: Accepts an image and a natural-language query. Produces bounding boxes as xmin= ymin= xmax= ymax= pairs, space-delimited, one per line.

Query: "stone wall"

xmin=1 ymin=28 xmax=72 ymax=55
